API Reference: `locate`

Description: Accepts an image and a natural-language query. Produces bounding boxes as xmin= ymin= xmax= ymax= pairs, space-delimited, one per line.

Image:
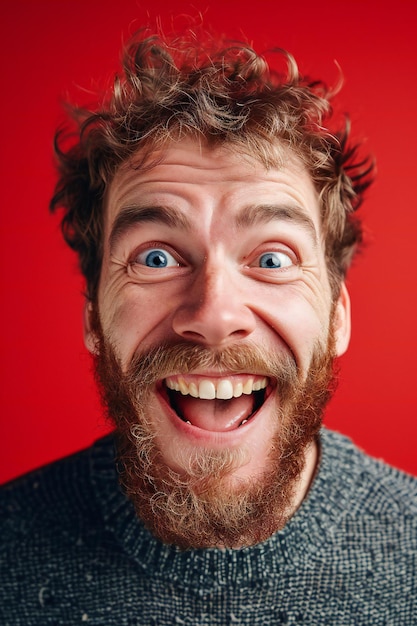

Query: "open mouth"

xmin=163 ymin=375 xmax=270 ymax=432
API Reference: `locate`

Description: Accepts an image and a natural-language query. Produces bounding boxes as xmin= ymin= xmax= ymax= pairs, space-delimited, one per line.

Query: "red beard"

xmin=93 ymin=327 xmax=337 ymax=549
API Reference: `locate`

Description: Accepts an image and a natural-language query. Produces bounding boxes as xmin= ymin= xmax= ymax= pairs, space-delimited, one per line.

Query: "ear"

xmin=333 ymin=282 xmax=351 ymax=357
xmin=83 ymin=300 xmax=99 ymax=355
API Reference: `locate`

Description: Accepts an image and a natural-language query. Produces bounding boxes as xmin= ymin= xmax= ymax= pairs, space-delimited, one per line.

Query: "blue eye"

xmin=137 ymin=248 xmax=179 ymax=268
xmin=259 ymin=252 xmax=292 ymax=269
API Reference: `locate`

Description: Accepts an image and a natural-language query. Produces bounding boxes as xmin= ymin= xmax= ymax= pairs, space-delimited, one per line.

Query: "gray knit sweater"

xmin=1 ymin=429 xmax=416 ymax=625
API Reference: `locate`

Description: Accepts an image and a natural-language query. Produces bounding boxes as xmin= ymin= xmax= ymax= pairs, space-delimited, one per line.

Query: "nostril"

xmin=176 ymin=328 xmax=251 ymax=346
xmin=179 ymin=330 xmax=207 ymax=341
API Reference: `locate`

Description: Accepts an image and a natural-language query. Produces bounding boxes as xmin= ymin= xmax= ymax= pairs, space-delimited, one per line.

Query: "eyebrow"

xmin=109 ymin=204 xmax=192 ymax=253
xmin=109 ymin=201 xmax=319 ymax=252
xmin=236 ymin=204 xmax=319 ymax=246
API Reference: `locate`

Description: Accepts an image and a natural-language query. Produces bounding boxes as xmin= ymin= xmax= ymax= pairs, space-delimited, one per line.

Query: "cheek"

xmin=250 ymin=287 xmax=331 ymax=368
xmin=99 ymin=286 xmax=176 ymax=367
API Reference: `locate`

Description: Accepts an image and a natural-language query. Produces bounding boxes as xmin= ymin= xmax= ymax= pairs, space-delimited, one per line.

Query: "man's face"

xmin=85 ymin=138 xmax=350 ymax=547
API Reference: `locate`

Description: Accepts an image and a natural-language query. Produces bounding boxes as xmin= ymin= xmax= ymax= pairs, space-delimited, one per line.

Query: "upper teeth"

xmin=165 ymin=376 xmax=268 ymax=400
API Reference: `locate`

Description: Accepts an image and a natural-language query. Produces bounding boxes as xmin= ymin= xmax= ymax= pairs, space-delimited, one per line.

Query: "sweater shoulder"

xmin=0 ymin=436 xmax=115 ymax=552
xmin=321 ymin=428 xmax=417 ymax=520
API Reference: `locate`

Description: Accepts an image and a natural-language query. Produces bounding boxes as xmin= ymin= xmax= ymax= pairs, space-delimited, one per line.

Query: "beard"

xmin=92 ymin=320 xmax=337 ymax=550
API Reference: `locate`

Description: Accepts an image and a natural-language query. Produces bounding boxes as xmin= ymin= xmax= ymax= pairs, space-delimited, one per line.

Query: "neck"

xmin=290 ymin=439 xmax=319 ymax=516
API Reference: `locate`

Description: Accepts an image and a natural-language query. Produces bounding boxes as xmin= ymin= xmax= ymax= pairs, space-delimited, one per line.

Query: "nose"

xmin=172 ymin=263 xmax=257 ymax=347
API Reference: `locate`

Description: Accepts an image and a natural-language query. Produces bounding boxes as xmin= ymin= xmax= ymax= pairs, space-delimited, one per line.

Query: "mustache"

xmin=123 ymin=340 xmax=300 ymax=395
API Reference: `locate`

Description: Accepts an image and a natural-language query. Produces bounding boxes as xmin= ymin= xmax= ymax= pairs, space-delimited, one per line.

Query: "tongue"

xmin=174 ymin=394 xmax=255 ymax=432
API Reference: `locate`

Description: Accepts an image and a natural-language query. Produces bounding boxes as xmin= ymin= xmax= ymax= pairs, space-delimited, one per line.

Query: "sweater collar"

xmin=89 ymin=429 xmax=359 ymax=587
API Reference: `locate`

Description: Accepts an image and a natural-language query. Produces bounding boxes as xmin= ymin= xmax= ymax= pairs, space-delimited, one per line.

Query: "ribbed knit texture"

xmin=1 ymin=429 xmax=416 ymax=625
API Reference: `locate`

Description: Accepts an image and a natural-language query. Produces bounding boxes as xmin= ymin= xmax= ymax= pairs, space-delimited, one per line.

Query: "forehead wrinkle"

xmin=235 ymin=204 xmax=319 ymax=247
xmin=109 ymin=204 xmax=192 ymax=253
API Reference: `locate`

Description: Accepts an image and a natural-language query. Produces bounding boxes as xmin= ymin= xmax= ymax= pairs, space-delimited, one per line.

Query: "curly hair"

xmin=50 ymin=30 xmax=373 ymax=302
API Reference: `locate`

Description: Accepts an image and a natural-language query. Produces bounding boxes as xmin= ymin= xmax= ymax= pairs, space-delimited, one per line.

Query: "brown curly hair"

xmin=50 ymin=30 xmax=373 ymax=302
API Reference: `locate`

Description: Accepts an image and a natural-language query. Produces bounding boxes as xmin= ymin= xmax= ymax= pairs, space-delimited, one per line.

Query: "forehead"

xmin=104 ymin=138 xmax=321 ymax=237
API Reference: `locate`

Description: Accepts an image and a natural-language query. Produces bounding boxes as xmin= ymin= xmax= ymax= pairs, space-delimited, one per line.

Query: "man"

xmin=1 ymin=29 xmax=416 ymax=624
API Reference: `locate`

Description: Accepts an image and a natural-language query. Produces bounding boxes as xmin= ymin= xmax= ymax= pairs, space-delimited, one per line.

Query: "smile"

xmin=162 ymin=374 xmax=271 ymax=432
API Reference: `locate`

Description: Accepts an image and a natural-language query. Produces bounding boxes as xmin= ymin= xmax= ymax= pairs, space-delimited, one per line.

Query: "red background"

xmin=1 ymin=0 xmax=416 ymax=483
